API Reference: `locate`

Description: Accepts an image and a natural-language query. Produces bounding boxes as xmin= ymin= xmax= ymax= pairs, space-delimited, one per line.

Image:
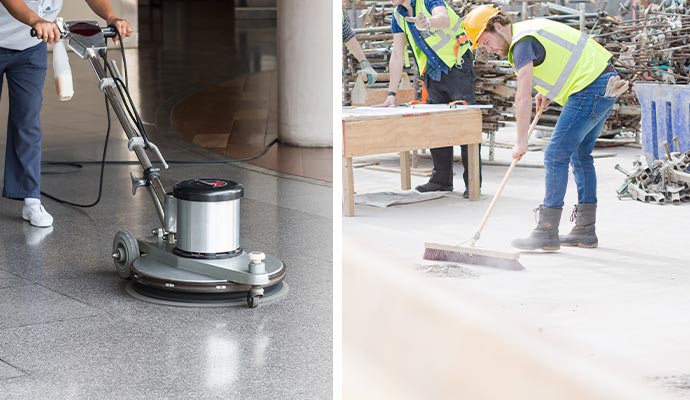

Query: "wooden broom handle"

xmin=469 ymin=109 xmax=543 ymax=247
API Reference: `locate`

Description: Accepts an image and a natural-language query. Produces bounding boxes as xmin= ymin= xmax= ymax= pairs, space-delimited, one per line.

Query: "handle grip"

xmin=31 ymin=25 xmax=117 ymax=38
xmin=30 ymin=27 xmax=66 ymax=39
xmin=102 ymin=26 xmax=118 ymax=38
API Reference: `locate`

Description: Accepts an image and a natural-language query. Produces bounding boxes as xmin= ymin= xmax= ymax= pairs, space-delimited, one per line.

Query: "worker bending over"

xmin=464 ymin=6 xmax=627 ymax=250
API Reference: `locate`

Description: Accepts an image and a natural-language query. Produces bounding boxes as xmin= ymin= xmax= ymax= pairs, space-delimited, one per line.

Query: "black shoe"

xmin=415 ymin=182 xmax=453 ymax=193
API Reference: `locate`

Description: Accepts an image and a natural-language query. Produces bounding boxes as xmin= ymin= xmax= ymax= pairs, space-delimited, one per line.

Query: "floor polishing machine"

xmin=37 ymin=21 xmax=287 ymax=307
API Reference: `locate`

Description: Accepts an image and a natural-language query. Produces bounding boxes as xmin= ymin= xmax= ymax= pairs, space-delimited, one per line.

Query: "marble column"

xmin=277 ymin=0 xmax=333 ymax=147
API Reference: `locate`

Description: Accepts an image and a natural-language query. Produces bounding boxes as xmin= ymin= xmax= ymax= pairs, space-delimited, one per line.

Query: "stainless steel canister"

xmin=172 ymin=179 xmax=244 ymax=256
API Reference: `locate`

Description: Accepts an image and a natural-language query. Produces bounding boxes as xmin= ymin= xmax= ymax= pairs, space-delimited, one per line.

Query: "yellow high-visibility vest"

xmin=508 ymin=19 xmax=611 ymax=105
xmin=393 ymin=1 xmax=470 ymax=75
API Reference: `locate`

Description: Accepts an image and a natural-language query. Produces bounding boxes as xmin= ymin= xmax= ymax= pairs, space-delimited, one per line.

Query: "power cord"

xmin=117 ymin=29 xmax=128 ymax=87
xmin=41 ymin=95 xmax=113 ymax=208
xmin=103 ymin=41 xmax=152 ymax=149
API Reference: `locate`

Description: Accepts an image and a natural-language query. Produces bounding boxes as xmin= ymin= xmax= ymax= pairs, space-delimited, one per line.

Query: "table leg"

xmin=488 ymin=131 xmax=496 ymax=161
xmin=467 ymin=143 xmax=480 ymax=201
xmin=400 ymin=151 xmax=411 ymax=190
xmin=344 ymin=156 xmax=355 ymax=216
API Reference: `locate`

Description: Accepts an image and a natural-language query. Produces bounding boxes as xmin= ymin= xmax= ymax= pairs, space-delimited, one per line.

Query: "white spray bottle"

xmin=52 ymin=18 xmax=73 ymax=101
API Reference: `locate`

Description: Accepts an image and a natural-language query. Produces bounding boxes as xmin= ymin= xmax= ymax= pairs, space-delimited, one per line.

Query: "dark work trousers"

xmin=0 ymin=42 xmax=47 ymax=200
xmin=424 ymin=50 xmax=482 ymax=190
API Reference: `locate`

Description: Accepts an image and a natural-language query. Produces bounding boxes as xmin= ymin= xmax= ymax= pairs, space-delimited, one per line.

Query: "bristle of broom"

xmin=423 ymin=242 xmax=524 ymax=271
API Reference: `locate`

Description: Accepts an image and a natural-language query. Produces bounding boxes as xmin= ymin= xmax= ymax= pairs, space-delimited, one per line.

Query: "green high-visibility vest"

xmin=508 ymin=19 xmax=611 ymax=106
xmin=393 ymin=0 xmax=470 ymax=75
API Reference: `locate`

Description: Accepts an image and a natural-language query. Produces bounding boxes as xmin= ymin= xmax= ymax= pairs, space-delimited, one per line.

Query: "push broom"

xmin=423 ymin=109 xmax=544 ymax=271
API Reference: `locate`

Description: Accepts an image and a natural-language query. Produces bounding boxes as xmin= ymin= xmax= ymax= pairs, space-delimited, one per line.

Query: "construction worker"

xmin=464 ymin=6 xmax=624 ymax=250
xmin=343 ymin=9 xmax=377 ymax=85
xmin=381 ymin=0 xmax=481 ymax=198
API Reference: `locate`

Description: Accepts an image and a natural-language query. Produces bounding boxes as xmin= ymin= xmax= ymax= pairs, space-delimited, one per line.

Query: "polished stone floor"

xmin=0 ymin=1 xmax=332 ymax=399
xmin=172 ymin=70 xmax=333 ymax=182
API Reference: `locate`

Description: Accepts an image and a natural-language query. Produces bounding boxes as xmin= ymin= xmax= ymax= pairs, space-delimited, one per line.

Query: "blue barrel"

xmin=633 ymin=83 xmax=690 ymax=160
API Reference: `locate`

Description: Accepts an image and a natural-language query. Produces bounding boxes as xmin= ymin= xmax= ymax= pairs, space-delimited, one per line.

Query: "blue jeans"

xmin=0 ymin=42 xmax=47 ymax=200
xmin=543 ymin=71 xmax=617 ymax=208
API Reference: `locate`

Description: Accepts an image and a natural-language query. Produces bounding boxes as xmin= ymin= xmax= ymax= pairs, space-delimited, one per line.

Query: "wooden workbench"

xmin=342 ymin=105 xmax=485 ymax=216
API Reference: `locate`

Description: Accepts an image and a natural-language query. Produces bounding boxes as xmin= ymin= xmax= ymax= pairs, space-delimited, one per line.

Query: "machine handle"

xmin=31 ymin=25 xmax=117 ymax=39
xmin=101 ymin=26 xmax=118 ymax=38
xmin=146 ymin=142 xmax=169 ymax=170
xmin=30 ymin=28 xmax=66 ymax=38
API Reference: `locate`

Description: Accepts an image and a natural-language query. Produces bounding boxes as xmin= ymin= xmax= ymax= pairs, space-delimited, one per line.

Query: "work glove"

xmin=358 ymin=60 xmax=378 ymax=85
xmin=405 ymin=14 xmax=432 ymax=31
xmin=604 ymin=75 xmax=629 ymax=98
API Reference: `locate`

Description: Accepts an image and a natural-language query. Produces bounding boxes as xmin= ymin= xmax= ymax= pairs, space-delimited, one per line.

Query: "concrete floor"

xmin=0 ymin=2 xmax=332 ymax=399
xmin=344 ymin=126 xmax=690 ymax=396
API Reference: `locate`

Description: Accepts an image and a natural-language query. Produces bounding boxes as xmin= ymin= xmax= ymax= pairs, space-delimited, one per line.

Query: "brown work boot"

xmin=511 ymin=205 xmax=562 ymax=251
xmin=560 ymin=203 xmax=598 ymax=248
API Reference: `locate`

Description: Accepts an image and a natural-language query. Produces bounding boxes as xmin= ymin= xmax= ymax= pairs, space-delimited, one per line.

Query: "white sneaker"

xmin=22 ymin=204 xmax=54 ymax=228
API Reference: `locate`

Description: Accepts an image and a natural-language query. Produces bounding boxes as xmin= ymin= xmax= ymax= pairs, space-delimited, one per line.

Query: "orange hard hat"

xmin=464 ymin=5 xmax=501 ymax=50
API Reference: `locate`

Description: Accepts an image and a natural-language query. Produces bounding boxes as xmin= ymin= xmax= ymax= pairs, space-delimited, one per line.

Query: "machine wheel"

xmin=247 ymin=287 xmax=264 ymax=308
xmin=112 ymin=230 xmax=139 ymax=279
xmin=247 ymin=293 xmax=261 ymax=308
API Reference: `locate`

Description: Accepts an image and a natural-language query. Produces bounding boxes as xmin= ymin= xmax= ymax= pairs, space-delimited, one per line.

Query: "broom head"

xmin=423 ymin=242 xmax=524 ymax=271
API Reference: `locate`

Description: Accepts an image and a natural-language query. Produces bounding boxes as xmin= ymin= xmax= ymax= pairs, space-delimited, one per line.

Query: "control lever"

xmin=146 ymin=141 xmax=169 ymax=169
xmin=127 ymin=137 xmax=169 ymax=169
xmin=130 ymin=172 xmax=147 ymax=195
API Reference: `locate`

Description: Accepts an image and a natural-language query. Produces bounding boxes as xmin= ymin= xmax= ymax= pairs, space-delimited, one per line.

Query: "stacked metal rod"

xmin=616 ymin=139 xmax=690 ymax=205
xmin=342 ymin=3 xmax=417 ymax=107
xmin=342 ymin=1 xmax=690 ymax=139
xmin=471 ymin=49 xmax=517 ymax=159
xmin=594 ymin=11 xmax=690 ymax=85
xmin=342 ymin=25 xmax=408 ymax=106
xmin=342 ymin=1 xmax=505 ymax=137
xmin=536 ymin=2 xmax=690 ymax=135
xmin=342 ymin=2 xmax=402 ymax=106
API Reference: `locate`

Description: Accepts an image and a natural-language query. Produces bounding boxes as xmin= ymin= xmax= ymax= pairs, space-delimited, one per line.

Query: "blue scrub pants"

xmin=0 ymin=42 xmax=47 ymax=200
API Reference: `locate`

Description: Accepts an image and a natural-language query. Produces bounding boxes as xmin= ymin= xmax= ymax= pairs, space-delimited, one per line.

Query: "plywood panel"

xmin=342 ymin=106 xmax=483 ymax=216
xmin=343 ymin=109 xmax=482 ymax=157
